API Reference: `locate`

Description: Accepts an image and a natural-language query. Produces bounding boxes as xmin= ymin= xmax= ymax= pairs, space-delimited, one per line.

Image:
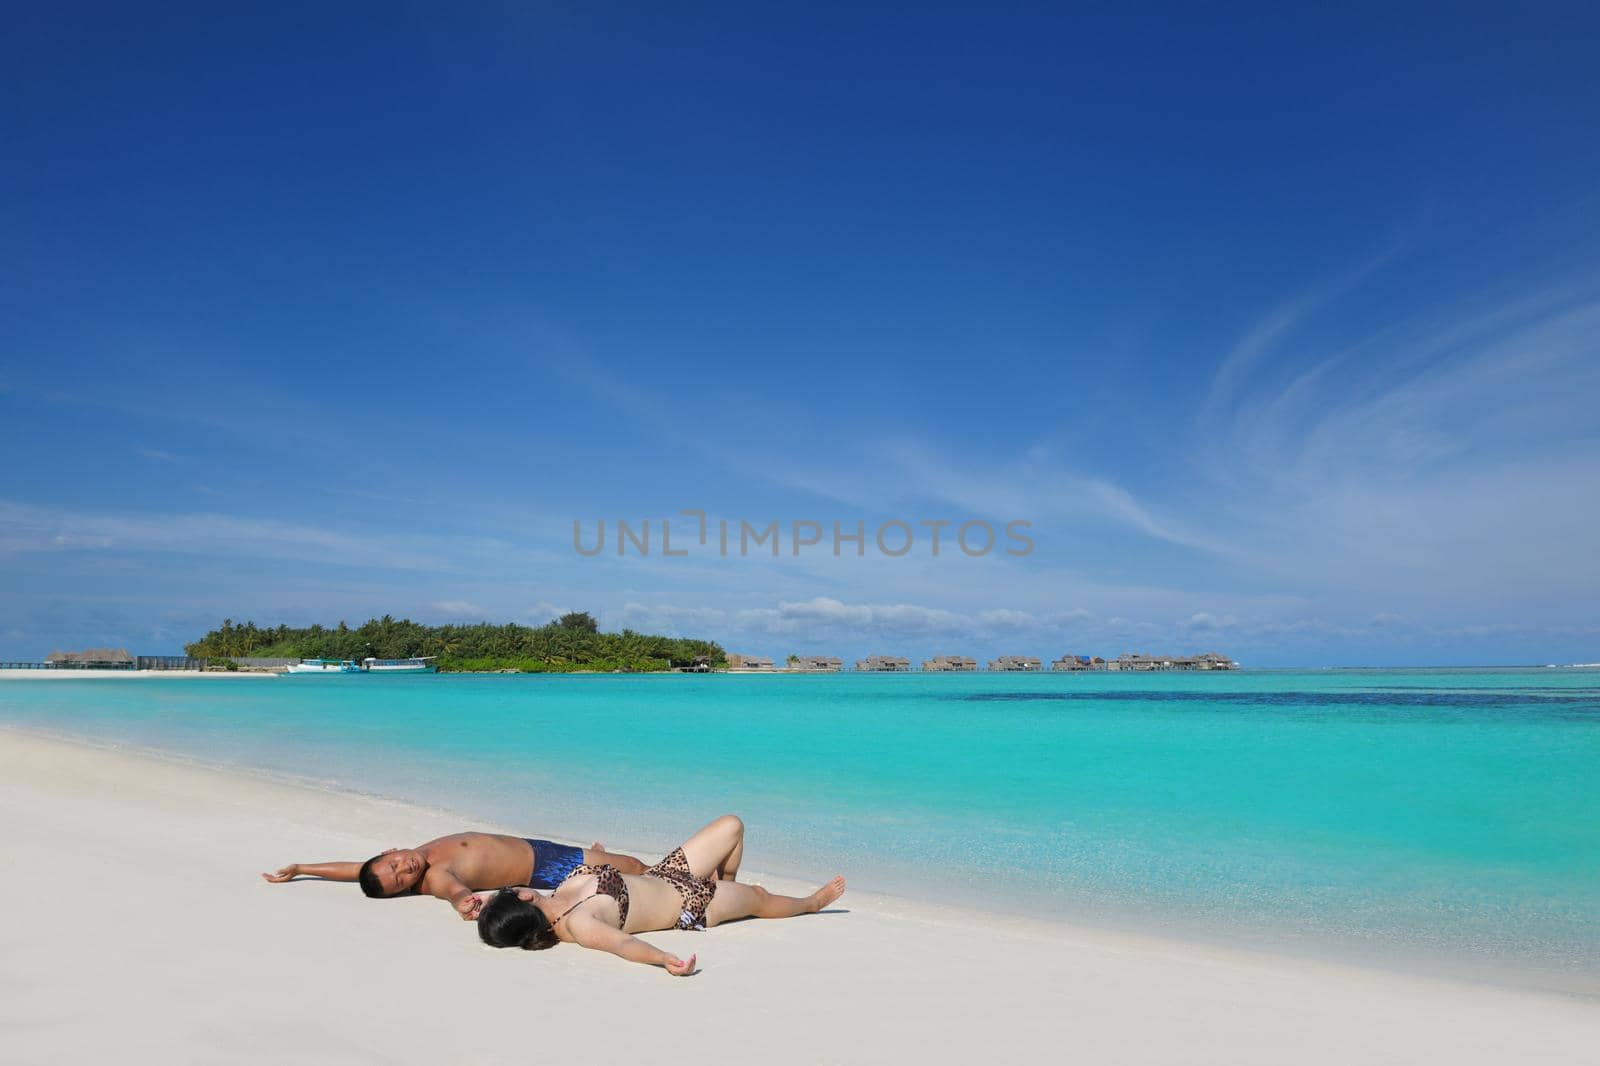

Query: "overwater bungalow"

xmin=47 ymin=647 xmax=135 ymax=670
xmin=726 ymin=653 xmax=776 ymax=672
xmin=1110 ymin=652 xmax=1238 ymax=672
xmin=988 ymin=655 xmax=1042 ymax=672
xmin=921 ymin=655 xmax=977 ymax=672
xmin=1050 ymin=654 xmax=1106 ymax=671
xmin=855 ymin=655 xmax=912 ymax=672
xmin=787 ymin=655 xmax=843 ymax=672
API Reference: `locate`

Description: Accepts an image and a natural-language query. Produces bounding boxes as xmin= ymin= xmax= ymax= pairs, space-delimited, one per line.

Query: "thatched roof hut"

xmin=922 ymin=655 xmax=977 ymax=671
xmin=47 ymin=648 xmax=134 ymax=667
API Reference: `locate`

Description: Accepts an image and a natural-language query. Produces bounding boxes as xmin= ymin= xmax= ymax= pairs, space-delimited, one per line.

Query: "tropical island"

xmin=184 ymin=613 xmax=725 ymax=673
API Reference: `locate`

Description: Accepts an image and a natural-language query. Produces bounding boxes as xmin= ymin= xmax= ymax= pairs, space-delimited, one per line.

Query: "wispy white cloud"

xmin=1179 ymin=611 xmax=1237 ymax=632
xmin=522 ymin=602 xmax=571 ymax=625
xmin=975 ymin=608 xmax=1036 ymax=628
xmin=0 ymin=499 xmax=514 ymax=574
xmin=612 ymin=602 xmax=729 ymax=633
xmin=730 ymin=596 xmax=1102 ymax=641
xmin=736 ymin=596 xmax=965 ymax=635
xmin=429 ymin=600 xmax=485 ymax=618
xmin=869 ymin=438 xmax=1225 ymax=554
xmin=1192 ymin=280 xmax=1600 ymax=614
xmin=1200 ymin=244 xmax=1406 ymax=432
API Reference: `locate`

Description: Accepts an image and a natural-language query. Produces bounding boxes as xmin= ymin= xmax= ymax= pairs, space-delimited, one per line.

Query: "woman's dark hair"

xmin=357 ymin=855 xmax=390 ymax=899
xmin=478 ymin=888 xmax=558 ymax=950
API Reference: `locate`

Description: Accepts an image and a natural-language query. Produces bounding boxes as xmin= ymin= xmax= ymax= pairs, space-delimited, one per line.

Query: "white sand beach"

xmin=1 ymin=728 xmax=1594 ymax=1065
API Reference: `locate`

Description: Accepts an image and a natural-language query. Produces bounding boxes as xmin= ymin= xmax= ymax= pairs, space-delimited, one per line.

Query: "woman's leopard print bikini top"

xmin=551 ymin=863 xmax=629 ymax=927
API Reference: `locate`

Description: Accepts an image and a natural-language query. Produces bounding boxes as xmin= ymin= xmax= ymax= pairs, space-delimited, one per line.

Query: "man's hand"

xmin=455 ymin=893 xmax=485 ymax=921
xmin=664 ymin=953 xmax=697 ymax=977
xmin=261 ymin=865 xmax=299 ymax=883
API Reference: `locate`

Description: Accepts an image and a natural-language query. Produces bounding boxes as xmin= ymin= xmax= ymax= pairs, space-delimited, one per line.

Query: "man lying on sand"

xmin=263 ymin=834 xmax=647 ymax=920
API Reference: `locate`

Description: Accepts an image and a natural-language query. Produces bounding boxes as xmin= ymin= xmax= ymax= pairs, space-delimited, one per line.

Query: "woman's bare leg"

xmin=677 ymin=814 xmax=745 ymax=881
xmin=704 ymin=877 xmax=846 ymax=927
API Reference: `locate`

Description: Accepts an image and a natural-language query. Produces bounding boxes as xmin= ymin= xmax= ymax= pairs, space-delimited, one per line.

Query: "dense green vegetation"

xmin=185 ymin=612 xmax=725 ymax=673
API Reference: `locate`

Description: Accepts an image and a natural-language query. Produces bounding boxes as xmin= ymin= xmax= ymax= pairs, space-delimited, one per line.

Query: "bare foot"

xmin=807 ymin=875 xmax=846 ymax=912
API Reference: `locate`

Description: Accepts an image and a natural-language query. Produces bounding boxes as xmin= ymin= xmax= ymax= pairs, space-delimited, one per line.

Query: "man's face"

xmin=374 ymin=848 xmax=426 ymax=894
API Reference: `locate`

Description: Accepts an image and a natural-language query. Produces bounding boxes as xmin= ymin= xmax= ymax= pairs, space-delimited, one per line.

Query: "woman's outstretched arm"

xmin=261 ymin=861 xmax=362 ymax=883
xmin=568 ymin=916 xmax=696 ymax=976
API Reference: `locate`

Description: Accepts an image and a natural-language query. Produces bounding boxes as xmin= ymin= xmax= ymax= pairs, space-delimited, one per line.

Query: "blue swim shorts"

xmin=525 ymin=838 xmax=585 ymax=889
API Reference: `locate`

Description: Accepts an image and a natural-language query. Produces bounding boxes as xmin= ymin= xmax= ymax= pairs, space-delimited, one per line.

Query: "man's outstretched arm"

xmin=262 ymin=861 xmax=362 ymax=883
xmin=429 ymin=870 xmax=484 ymax=920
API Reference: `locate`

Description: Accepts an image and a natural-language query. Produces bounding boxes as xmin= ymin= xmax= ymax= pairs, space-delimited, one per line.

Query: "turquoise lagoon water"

xmin=2 ymin=668 xmax=1597 ymax=990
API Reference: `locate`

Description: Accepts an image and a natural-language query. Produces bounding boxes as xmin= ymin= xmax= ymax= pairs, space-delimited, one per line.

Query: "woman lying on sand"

xmin=477 ymin=814 xmax=845 ymax=976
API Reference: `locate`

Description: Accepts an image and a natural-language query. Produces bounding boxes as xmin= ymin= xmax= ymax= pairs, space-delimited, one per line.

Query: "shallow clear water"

xmin=3 ymin=668 xmax=1597 ymax=990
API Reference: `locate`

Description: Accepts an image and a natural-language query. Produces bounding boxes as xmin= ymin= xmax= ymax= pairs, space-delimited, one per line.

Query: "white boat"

xmin=285 ymin=658 xmax=361 ymax=674
xmin=361 ymin=656 xmax=437 ymax=674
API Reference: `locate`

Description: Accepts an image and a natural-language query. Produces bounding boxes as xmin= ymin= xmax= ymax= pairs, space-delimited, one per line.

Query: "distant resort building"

xmin=46 ymin=647 xmax=134 ymax=669
xmin=139 ymin=655 xmax=209 ymax=670
xmin=1051 ymin=654 xmax=1107 ymax=671
xmin=725 ymin=652 xmax=775 ymax=672
xmin=856 ymin=655 xmax=912 ymax=672
xmin=922 ymin=655 xmax=978 ymax=672
xmin=988 ymin=655 xmax=1042 ymax=672
xmin=1106 ymin=652 xmax=1238 ymax=671
xmin=787 ymin=655 xmax=843 ymax=673
xmin=0 ymin=648 xmax=221 ymax=672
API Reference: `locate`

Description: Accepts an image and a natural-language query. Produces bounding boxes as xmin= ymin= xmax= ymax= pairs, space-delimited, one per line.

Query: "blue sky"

xmin=3 ymin=3 xmax=1599 ymax=665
